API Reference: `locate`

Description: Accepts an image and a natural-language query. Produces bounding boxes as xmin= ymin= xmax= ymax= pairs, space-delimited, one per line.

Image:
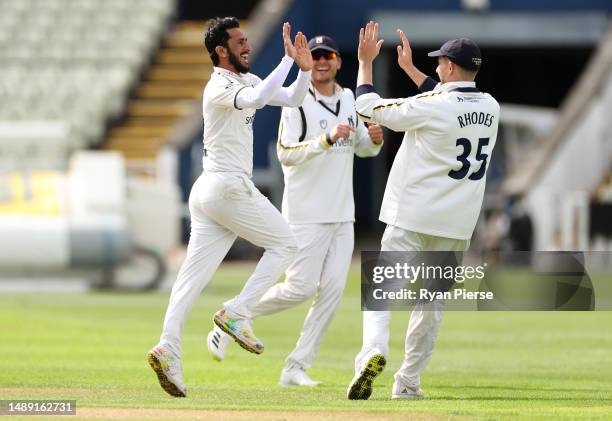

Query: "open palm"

xmin=358 ymin=21 xmax=384 ymax=63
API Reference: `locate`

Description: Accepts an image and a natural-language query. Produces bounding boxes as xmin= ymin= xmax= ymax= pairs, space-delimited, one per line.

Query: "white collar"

xmin=434 ymin=81 xmax=477 ymax=92
xmin=213 ymin=66 xmax=247 ymax=81
xmin=310 ymin=82 xmax=341 ymax=101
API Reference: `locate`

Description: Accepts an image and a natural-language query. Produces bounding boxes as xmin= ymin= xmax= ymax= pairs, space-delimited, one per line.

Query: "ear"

xmin=215 ymin=45 xmax=228 ymax=59
xmin=336 ymin=56 xmax=342 ymax=70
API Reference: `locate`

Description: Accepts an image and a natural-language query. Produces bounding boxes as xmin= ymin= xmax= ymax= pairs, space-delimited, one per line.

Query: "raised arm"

xmin=269 ymin=32 xmax=313 ymax=107
xmin=234 ymin=22 xmax=304 ymax=110
xmin=396 ymin=29 xmax=437 ymax=92
xmin=354 ymin=22 xmax=437 ymax=132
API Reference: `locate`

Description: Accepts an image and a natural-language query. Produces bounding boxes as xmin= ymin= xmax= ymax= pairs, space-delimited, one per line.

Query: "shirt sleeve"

xmin=419 ymin=76 xmax=438 ymax=93
xmin=276 ymin=107 xmax=332 ymax=166
xmin=355 ymin=91 xmax=440 ymax=132
xmin=228 ymin=56 xmax=294 ymax=110
xmin=353 ymin=119 xmax=383 ymax=158
xmin=268 ymin=69 xmax=312 ymax=107
xmin=206 ymin=78 xmax=248 ymax=109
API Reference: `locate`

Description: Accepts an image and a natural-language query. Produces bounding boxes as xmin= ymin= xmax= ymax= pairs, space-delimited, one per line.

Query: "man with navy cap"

xmin=207 ymin=34 xmax=384 ymax=387
xmin=347 ymin=22 xmax=499 ymax=400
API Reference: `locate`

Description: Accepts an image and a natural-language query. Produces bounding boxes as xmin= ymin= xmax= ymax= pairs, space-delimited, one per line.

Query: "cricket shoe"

xmin=391 ymin=381 xmax=425 ymax=399
xmin=213 ymin=309 xmax=264 ymax=354
xmin=279 ymin=366 xmax=322 ymax=387
xmin=347 ymin=350 xmax=386 ymax=400
xmin=146 ymin=344 xmax=187 ymax=397
xmin=207 ymin=326 xmax=232 ymax=362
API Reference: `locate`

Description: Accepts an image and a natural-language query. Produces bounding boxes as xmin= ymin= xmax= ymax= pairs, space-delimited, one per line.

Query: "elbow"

xmin=356 ymin=110 xmax=373 ymax=124
xmin=278 ymin=157 xmax=296 ymax=166
xmin=276 ymin=151 xmax=295 ymax=166
xmin=288 ymin=98 xmax=303 ymax=108
xmin=286 ymin=92 xmax=306 ymax=108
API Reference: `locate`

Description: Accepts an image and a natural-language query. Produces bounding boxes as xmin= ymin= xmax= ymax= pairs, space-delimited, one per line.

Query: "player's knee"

xmin=328 ymin=283 xmax=346 ymax=300
xmin=300 ymin=282 xmax=318 ymax=299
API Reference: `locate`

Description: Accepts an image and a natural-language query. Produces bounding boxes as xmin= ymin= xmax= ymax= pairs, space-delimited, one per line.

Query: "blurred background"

xmin=0 ymin=0 xmax=610 ymax=291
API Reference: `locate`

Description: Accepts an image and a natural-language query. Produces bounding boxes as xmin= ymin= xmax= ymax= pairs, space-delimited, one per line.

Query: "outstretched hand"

xmin=396 ymin=29 xmax=414 ymax=72
xmin=282 ymin=22 xmax=296 ymax=58
xmin=358 ymin=21 xmax=384 ymax=63
xmin=293 ymin=32 xmax=313 ymax=71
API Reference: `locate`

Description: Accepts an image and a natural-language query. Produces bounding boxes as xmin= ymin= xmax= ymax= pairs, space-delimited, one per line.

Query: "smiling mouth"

xmin=240 ymin=53 xmax=249 ymax=63
xmin=315 ymin=67 xmax=330 ymax=71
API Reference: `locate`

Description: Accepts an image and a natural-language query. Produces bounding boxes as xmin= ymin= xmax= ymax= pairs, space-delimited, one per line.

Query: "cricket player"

xmin=147 ymin=17 xmax=313 ymax=398
xmin=347 ymin=22 xmax=499 ymax=400
xmin=207 ymin=35 xmax=384 ymax=387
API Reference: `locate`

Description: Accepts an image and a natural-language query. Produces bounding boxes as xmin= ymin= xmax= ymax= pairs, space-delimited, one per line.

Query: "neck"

xmin=443 ymin=78 xmax=474 ymax=84
xmin=217 ymin=61 xmax=240 ymax=74
xmin=313 ymin=80 xmax=335 ymax=96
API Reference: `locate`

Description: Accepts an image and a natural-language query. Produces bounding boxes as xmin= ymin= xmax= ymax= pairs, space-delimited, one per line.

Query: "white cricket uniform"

xmin=160 ymin=57 xmax=311 ymax=357
xmin=354 ymin=80 xmax=499 ymax=388
xmin=249 ymin=84 xmax=382 ymax=370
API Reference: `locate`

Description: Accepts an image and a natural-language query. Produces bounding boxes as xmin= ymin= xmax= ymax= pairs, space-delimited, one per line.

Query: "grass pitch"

xmin=1 ymin=264 xmax=611 ymax=420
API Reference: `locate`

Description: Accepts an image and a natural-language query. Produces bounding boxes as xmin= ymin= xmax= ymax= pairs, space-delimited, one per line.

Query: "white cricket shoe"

xmin=207 ymin=326 xmax=232 ymax=362
xmin=147 ymin=344 xmax=187 ymax=397
xmin=391 ymin=381 xmax=425 ymax=399
xmin=347 ymin=350 xmax=386 ymax=400
xmin=279 ymin=366 xmax=322 ymax=387
xmin=213 ymin=309 xmax=264 ymax=354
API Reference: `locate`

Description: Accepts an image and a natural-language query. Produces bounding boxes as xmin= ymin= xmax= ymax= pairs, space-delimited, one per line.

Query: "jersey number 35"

xmin=448 ymin=137 xmax=490 ymax=181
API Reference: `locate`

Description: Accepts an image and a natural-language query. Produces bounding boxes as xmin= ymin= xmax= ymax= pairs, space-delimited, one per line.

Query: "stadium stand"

xmin=0 ymin=0 xmax=179 ymax=287
xmin=104 ymin=21 xmax=213 ymax=170
xmin=0 ymin=0 xmax=176 ymax=169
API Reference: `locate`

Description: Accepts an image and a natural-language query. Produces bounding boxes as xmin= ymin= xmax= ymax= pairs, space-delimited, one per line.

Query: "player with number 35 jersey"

xmin=356 ymin=45 xmax=499 ymax=241
xmin=347 ymin=21 xmax=499 ymax=401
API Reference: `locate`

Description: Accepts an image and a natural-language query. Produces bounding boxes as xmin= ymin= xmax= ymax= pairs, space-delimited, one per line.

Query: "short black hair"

xmin=204 ymin=17 xmax=240 ymax=66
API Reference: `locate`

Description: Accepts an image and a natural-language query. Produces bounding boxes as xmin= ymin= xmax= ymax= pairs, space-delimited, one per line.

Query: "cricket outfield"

xmin=1 ymin=264 xmax=611 ymax=420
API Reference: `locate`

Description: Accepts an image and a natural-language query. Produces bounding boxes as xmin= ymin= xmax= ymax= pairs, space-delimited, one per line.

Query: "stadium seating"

xmin=0 ymin=0 xmax=176 ymax=169
xmin=104 ymin=20 xmax=214 ymax=171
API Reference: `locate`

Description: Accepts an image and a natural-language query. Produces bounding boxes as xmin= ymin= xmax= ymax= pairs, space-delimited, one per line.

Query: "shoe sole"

xmin=146 ymin=352 xmax=186 ymax=398
xmin=347 ymin=353 xmax=386 ymax=400
xmin=213 ymin=314 xmax=263 ymax=355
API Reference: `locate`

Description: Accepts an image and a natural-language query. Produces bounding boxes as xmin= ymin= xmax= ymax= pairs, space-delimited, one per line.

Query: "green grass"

xmin=1 ymin=264 xmax=611 ymax=420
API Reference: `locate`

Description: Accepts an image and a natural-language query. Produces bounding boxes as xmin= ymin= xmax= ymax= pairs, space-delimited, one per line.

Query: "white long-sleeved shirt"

xmin=201 ymin=57 xmax=311 ymax=176
xmin=355 ymin=80 xmax=499 ymax=240
xmin=277 ymin=85 xmax=382 ymax=223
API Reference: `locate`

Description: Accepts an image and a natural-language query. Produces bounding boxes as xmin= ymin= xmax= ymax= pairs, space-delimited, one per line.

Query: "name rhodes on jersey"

xmin=457 ymin=111 xmax=495 ymax=128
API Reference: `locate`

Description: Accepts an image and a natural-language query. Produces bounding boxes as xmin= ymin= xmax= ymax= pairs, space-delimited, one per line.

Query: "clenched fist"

xmin=367 ymin=124 xmax=383 ymax=144
xmin=329 ymin=124 xmax=355 ymax=143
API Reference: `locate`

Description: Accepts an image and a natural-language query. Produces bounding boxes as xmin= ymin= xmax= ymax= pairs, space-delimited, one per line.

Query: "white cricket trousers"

xmin=356 ymin=225 xmax=468 ymax=388
xmin=160 ymin=171 xmax=298 ymax=357
xmin=251 ymin=222 xmax=354 ymax=370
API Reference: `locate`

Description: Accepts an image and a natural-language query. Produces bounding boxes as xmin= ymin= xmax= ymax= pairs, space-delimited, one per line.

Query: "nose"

xmin=316 ymin=56 xmax=327 ymax=63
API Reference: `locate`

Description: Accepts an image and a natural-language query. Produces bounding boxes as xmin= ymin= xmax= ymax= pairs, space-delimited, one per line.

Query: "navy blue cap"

xmin=308 ymin=35 xmax=339 ymax=54
xmin=428 ymin=38 xmax=482 ymax=71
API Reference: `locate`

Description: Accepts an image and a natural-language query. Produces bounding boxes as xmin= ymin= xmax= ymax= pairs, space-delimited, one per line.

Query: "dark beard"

xmin=229 ymin=50 xmax=249 ymax=73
